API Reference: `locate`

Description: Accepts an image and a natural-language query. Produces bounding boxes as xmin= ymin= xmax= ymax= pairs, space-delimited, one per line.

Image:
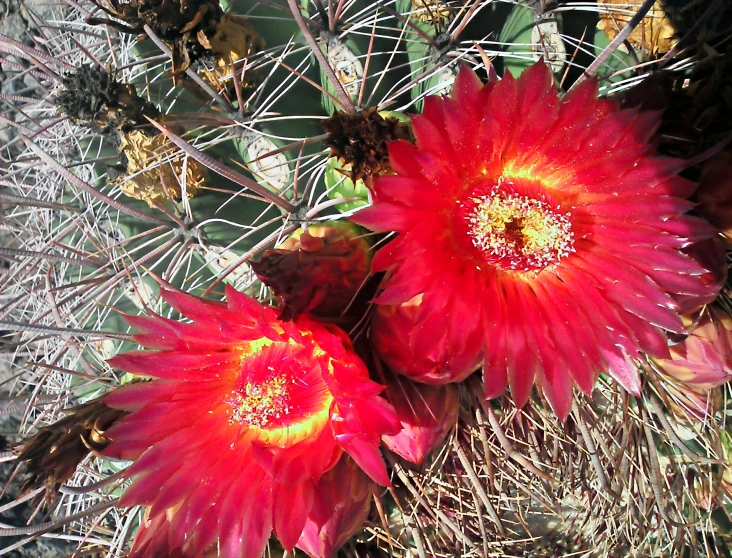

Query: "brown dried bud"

xmin=56 ymin=65 xmax=160 ymax=134
xmin=322 ymin=108 xmax=413 ymax=182
xmin=14 ymin=399 xmax=127 ymax=501
xmin=597 ymin=0 xmax=677 ymax=56
xmin=88 ymin=0 xmax=233 ymax=77
xmin=251 ymin=221 xmax=372 ymax=321
xmin=113 ymin=124 xmax=207 ymax=206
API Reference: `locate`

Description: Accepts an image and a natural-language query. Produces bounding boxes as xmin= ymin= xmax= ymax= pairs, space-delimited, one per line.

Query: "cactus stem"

xmin=0 ymin=192 xmax=83 ymax=213
xmin=643 ymin=388 xmax=720 ymax=463
xmin=202 ymin=221 xmax=298 ymax=296
xmin=25 ymin=361 xmax=108 ymax=383
xmin=453 ymin=437 xmax=506 ymax=536
xmin=0 ymin=247 xmax=103 ymax=270
xmin=310 ymin=0 xmax=330 ymax=31
xmin=378 ymin=3 xmax=439 ymax=48
xmin=0 ymin=32 xmax=74 ymax=72
xmin=387 ymin=453 xmax=477 ymax=549
xmin=59 ymin=467 xmax=128 ymax=495
xmin=448 ymin=0 xmax=485 ymax=42
xmin=356 ymin=8 xmax=379 ymax=108
xmin=640 ymin=405 xmax=692 ymax=528
xmin=0 ymin=498 xmax=118 ymax=540
xmin=267 ymin=53 xmax=347 ymax=116
xmin=0 ymin=320 xmax=133 ymax=341
xmin=146 ymin=116 xmax=297 ymax=212
xmin=21 ymin=136 xmax=175 ymax=227
xmin=476 ymin=391 xmax=551 ymax=481
xmin=572 ymin=401 xmax=619 ymax=500
xmin=287 ymin=0 xmax=356 ymax=114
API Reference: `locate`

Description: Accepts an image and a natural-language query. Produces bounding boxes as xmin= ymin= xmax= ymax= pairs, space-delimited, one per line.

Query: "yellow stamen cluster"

xmin=228 ymin=371 xmax=290 ymax=428
xmin=467 ymin=187 xmax=574 ymax=272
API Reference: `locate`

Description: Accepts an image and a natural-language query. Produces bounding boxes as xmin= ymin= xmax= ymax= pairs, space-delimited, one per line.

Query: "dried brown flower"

xmin=56 ymin=65 xmax=160 ymax=134
xmin=597 ymin=0 xmax=677 ymax=56
xmin=14 ymin=399 xmax=127 ymax=501
xmin=89 ymin=0 xmax=263 ymax=86
xmin=196 ymin=14 xmax=265 ymax=94
xmin=322 ymin=108 xmax=413 ymax=182
xmin=410 ymin=0 xmax=454 ymax=27
xmin=113 ymin=124 xmax=206 ymax=206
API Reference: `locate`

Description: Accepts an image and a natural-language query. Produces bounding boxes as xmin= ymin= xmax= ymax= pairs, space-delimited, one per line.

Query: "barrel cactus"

xmin=1 ymin=0 xmax=732 ymax=556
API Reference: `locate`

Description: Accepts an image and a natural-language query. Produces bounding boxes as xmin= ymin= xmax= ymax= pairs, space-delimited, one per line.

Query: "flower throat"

xmin=462 ymin=178 xmax=575 ymax=272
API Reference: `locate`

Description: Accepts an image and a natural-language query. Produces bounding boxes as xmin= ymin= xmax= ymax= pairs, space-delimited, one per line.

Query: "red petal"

xmin=332 ymin=431 xmax=390 ymax=486
xmin=273 ymin=481 xmax=314 ymax=550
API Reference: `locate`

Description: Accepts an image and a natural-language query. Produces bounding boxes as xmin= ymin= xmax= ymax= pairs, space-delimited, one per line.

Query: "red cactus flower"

xmin=102 ymin=286 xmax=399 ymax=557
xmin=355 ymin=61 xmax=715 ymax=419
xmin=380 ymin=366 xmax=460 ymax=465
xmin=296 ymin=456 xmax=374 ymax=558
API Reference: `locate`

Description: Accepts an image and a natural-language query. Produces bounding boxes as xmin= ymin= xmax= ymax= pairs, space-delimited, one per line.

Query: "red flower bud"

xmin=296 ymin=456 xmax=374 ymax=558
xmin=251 ymin=221 xmax=372 ymax=320
xmin=371 ymin=294 xmax=483 ymax=385
xmin=655 ymin=308 xmax=732 ymax=391
xmin=380 ymin=368 xmax=459 ymax=464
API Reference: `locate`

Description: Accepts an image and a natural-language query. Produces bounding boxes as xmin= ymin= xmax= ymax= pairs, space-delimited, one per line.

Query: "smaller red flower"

xmin=380 ymin=366 xmax=460 ymax=465
xmin=296 ymin=456 xmax=374 ymax=558
xmin=102 ymin=286 xmax=399 ymax=557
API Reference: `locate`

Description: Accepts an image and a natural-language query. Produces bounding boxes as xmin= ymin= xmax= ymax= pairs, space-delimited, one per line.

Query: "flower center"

xmin=225 ymin=342 xmax=333 ymax=447
xmin=228 ymin=374 xmax=290 ymax=428
xmin=462 ymin=178 xmax=574 ymax=272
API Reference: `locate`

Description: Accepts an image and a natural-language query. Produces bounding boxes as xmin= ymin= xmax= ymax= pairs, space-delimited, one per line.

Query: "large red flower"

xmin=355 ymin=61 xmax=716 ymax=419
xmin=102 ymin=286 xmax=399 ymax=557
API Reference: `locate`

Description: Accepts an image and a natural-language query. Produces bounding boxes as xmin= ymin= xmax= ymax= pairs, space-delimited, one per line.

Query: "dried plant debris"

xmin=322 ymin=108 xmax=413 ymax=182
xmin=14 ymin=399 xmax=127 ymax=502
xmin=56 ymin=64 xmax=160 ymax=134
xmin=55 ymin=65 xmax=206 ymax=205
xmin=89 ymin=0 xmax=264 ymax=83
xmin=366 ymin=381 xmax=731 ymax=557
xmin=410 ymin=0 xmax=456 ymax=27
